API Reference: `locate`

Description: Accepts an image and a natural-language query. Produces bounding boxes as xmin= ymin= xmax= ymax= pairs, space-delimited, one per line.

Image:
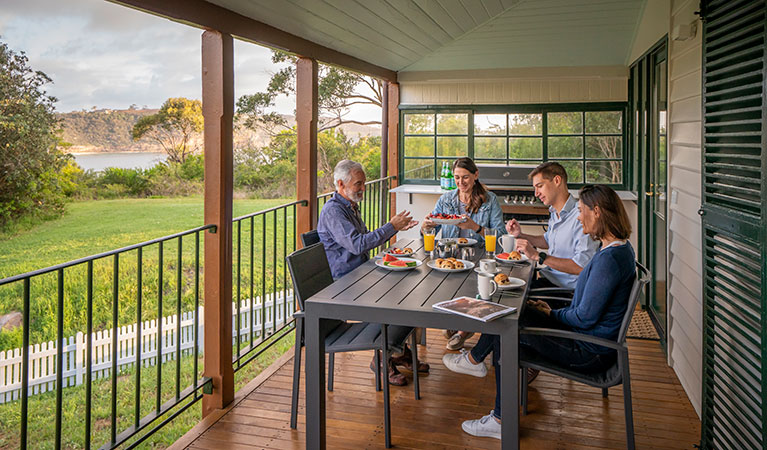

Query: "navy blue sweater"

xmin=550 ymin=242 xmax=636 ymax=354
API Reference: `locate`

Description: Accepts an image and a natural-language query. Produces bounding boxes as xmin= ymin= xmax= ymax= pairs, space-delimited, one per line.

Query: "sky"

xmin=0 ymin=0 xmax=380 ymax=121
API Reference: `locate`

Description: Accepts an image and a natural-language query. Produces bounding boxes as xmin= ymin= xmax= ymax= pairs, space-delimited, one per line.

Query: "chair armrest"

xmin=529 ymin=287 xmax=574 ymax=296
xmin=293 ymin=310 xmax=305 ymax=320
xmin=520 ymin=327 xmax=626 ymax=351
xmin=527 ymin=295 xmax=573 ymax=303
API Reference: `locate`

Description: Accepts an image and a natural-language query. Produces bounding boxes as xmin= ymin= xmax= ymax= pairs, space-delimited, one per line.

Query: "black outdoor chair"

xmin=286 ymin=243 xmax=420 ymax=447
xmin=300 ymin=229 xmax=320 ymax=247
xmin=519 ymin=262 xmax=650 ymax=450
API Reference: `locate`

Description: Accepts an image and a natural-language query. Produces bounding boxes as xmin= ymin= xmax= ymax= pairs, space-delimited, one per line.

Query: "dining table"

xmin=303 ymin=237 xmax=535 ymax=450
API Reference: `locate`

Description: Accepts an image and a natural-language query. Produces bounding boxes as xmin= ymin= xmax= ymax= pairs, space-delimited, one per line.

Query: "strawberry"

xmin=383 ymin=254 xmax=398 ymax=262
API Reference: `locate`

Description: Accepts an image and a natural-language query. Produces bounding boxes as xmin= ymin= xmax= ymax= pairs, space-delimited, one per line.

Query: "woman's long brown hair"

xmin=453 ymin=157 xmax=488 ymax=214
xmin=578 ymin=185 xmax=632 ymax=240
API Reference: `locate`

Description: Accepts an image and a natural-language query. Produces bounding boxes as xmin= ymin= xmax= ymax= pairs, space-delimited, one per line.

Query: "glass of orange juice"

xmin=484 ymin=228 xmax=497 ymax=256
xmin=423 ymin=228 xmax=436 ymax=254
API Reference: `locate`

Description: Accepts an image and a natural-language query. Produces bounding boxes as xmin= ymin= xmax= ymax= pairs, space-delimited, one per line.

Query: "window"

xmin=400 ymin=104 xmax=628 ymax=187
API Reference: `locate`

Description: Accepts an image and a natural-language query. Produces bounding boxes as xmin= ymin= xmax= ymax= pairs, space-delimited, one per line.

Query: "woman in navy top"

xmin=446 ymin=185 xmax=636 ymax=440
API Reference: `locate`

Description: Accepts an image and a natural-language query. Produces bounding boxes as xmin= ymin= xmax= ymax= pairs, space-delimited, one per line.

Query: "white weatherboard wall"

xmin=666 ymin=0 xmax=703 ymax=417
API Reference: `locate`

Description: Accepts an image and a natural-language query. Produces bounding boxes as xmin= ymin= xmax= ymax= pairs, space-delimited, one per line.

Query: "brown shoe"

xmin=370 ymin=356 xmax=408 ymax=386
xmin=391 ymin=347 xmax=430 ymax=373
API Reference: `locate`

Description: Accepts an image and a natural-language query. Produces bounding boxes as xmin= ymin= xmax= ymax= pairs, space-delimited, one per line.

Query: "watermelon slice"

xmin=386 ymin=260 xmax=408 ymax=267
xmin=383 ymin=254 xmax=398 ymax=262
xmin=497 ymin=252 xmax=510 ymax=260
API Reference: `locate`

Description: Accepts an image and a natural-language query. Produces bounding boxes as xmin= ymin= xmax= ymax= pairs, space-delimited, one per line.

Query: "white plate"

xmin=473 ymin=267 xmax=501 ymax=275
xmin=383 ymin=247 xmax=415 ymax=257
xmin=427 ymin=259 xmax=475 ymax=273
xmin=496 ymin=277 xmax=526 ymax=289
xmin=375 ymin=257 xmax=422 ymax=271
xmin=495 ymin=253 xmax=530 ymax=264
xmin=439 ymin=238 xmax=478 ymax=247
xmin=430 ymin=217 xmax=467 ymax=225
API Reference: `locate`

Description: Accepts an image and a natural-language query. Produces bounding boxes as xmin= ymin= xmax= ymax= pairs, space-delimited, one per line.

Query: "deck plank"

xmin=178 ymin=330 xmax=701 ymax=449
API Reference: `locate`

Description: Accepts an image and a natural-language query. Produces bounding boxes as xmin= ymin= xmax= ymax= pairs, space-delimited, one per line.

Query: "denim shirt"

xmin=539 ymin=195 xmax=600 ymax=289
xmin=429 ymin=189 xmax=506 ymax=245
xmin=317 ymin=192 xmax=396 ymax=279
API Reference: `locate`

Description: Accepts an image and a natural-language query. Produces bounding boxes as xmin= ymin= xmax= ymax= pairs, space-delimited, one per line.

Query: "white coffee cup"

xmin=499 ymin=235 xmax=516 ymax=253
xmin=477 ymin=272 xmax=498 ymax=300
xmin=479 ymin=259 xmax=497 ymax=273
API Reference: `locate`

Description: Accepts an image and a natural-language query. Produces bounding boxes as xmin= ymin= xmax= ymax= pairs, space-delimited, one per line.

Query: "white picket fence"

xmin=0 ymin=291 xmax=294 ymax=404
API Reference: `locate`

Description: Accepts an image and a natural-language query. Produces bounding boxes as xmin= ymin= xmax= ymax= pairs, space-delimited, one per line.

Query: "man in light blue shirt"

xmin=506 ymin=162 xmax=599 ymax=289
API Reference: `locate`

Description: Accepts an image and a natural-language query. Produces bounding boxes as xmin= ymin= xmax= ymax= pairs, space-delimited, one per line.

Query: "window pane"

xmin=551 ymin=160 xmax=584 ymax=183
xmin=586 ymin=161 xmax=622 ymax=183
xmin=404 ymin=136 xmax=434 ymax=157
xmin=585 ymin=111 xmax=622 ymax=134
xmin=548 ymin=136 xmax=583 ymax=158
xmin=509 ymin=137 xmax=542 ymax=159
xmin=437 ymin=113 xmax=468 ymax=134
xmin=474 ymin=114 xmax=506 ymax=135
xmin=509 ymin=114 xmax=542 ymax=135
xmin=437 ymin=136 xmax=468 ymax=157
xmin=548 ymin=112 xmax=582 ymax=134
xmin=475 ymin=137 xmax=506 ymax=159
xmin=404 ymin=113 xmax=434 ymax=134
xmin=586 ymin=136 xmax=622 ymax=158
xmin=475 ymin=159 xmax=505 ymax=166
xmin=403 ymin=159 xmax=435 ymax=180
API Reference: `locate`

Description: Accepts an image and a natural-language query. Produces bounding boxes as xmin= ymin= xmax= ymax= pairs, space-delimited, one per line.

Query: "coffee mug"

xmin=479 ymin=258 xmax=497 ymax=273
xmin=499 ymin=235 xmax=516 ymax=253
xmin=477 ymin=272 xmax=498 ymax=300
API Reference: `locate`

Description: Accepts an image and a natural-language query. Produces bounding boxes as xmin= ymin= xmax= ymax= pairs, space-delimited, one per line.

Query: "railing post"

xmin=201 ymin=29 xmax=235 ymax=416
xmin=296 ymin=57 xmax=318 ymax=248
xmin=386 ymin=82 xmax=400 ymax=225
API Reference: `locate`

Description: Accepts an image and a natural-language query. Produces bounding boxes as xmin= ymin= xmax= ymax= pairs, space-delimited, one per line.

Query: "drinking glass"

xmin=423 ymin=228 xmax=436 ymax=254
xmin=484 ymin=228 xmax=498 ymax=257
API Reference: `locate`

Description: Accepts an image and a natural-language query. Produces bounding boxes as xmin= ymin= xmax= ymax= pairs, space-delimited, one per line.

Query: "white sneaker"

xmin=462 ymin=411 xmax=501 ymax=439
xmin=442 ymin=349 xmax=487 ymax=377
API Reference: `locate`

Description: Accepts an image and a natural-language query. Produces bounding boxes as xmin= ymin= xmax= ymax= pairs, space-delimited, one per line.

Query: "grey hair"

xmin=333 ymin=159 xmax=364 ymax=186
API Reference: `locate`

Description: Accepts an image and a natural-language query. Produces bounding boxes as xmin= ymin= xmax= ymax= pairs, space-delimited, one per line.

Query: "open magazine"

xmin=432 ymin=296 xmax=517 ymax=322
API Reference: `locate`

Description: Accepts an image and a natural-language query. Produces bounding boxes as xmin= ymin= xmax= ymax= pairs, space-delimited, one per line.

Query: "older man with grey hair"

xmin=318 ymin=159 xmax=417 ymax=280
xmin=317 ymin=160 xmax=426 ymax=386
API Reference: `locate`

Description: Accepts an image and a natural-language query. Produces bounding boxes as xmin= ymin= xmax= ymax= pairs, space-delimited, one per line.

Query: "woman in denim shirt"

xmin=420 ymin=157 xmax=505 ymax=245
xmin=421 ymin=157 xmax=506 ymax=350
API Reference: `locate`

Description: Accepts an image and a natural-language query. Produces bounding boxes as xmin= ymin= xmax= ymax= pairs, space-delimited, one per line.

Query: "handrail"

xmin=232 ymin=199 xmax=308 ymax=222
xmin=0 ymin=224 xmax=217 ymax=286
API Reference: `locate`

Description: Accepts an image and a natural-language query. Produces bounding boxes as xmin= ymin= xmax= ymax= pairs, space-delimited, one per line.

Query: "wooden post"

xmin=201 ymin=29 xmax=234 ymax=416
xmin=296 ymin=57 xmax=319 ymax=247
xmin=386 ymin=82 xmax=400 ymax=219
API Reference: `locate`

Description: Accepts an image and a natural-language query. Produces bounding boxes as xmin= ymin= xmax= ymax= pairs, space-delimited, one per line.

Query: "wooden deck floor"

xmin=175 ymin=330 xmax=700 ymax=449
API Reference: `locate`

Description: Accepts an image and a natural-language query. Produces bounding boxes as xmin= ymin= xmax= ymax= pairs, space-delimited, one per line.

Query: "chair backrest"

xmin=616 ymin=261 xmax=651 ymax=343
xmin=301 ymin=230 xmax=320 ymax=247
xmin=286 ymin=242 xmax=334 ymax=312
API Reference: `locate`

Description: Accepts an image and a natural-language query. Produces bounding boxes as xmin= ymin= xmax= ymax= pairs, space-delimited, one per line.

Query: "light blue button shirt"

xmin=539 ymin=195 xmax=600 ymax=289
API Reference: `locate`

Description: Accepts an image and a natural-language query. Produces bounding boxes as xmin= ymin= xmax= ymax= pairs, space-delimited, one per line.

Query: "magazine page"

xmin=432 ymin=296 xmax=517 ymax=322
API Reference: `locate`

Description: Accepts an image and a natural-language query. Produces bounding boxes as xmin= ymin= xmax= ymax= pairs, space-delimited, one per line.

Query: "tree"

xmin=0 ymin=42 xmax=67 ymax=227
xmin=236 ymin=50 xmax=383 ymax=134
xmin=131 ymin=97 xmax=203 ymax=163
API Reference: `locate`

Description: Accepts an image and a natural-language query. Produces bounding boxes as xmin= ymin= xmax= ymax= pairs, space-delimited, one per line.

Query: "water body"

xmin=73 ymin=152 xmax=168 ymax=172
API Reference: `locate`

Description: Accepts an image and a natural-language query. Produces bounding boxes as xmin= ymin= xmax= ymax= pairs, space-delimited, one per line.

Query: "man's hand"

xmin=391 ymin=210 xmax=418 ymax=231
xmin=526 ymin=299 xmax=551 ymax=316
xmin=516 ymin=238 xmax=537 ymax=259
xmin=505 ymin=219 xmax=521 ymax=237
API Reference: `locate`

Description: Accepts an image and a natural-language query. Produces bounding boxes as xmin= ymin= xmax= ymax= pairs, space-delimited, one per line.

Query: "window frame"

xmin=399 ymin=102 xmax=630 ymax=190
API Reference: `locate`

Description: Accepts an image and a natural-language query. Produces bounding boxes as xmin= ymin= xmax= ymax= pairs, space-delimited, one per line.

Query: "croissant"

xmin=510 ymin=251 xmax=522 ymax=261
xmin=435 ymin=258 xmax=445 ymax=265
xmin=453 ymin=261 xmax=465 ymax=269
xmin=439 ymin=260 xmax=456 ymax=269
xmin=494 ymin=273 xmax=510 ymax=285
xmin=457 ymin=237 xmax=469 ymax=244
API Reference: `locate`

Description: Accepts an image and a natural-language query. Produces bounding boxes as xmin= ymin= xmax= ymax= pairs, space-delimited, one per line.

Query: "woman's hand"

xmin=456 ymin=214 xmax=478 ymax=231
xmin=421 ymin=216 xmax=436 ymax=231
xmin=526 ymin=299 xmax=551 ymax=316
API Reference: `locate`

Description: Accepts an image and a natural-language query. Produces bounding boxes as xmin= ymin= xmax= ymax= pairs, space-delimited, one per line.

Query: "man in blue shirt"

xmin=506 ymin=162 xmax=599 ymax=289
xmin=317 ymin=160 xmax=417 ymax=279
xmin=317 ymin=159 xmax=426 ymax=386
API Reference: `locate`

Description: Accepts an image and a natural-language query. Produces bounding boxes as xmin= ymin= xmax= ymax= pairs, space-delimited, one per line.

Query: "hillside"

xmin=57 ymin=108 xmax=381 ymax=154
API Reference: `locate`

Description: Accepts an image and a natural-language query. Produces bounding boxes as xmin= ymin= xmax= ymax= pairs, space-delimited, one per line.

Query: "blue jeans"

xmin=475 ymin=309 xmax=616 ymax=420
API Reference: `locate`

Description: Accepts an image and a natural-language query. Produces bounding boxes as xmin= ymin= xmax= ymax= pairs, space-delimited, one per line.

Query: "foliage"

xmin=236 ymin=50 xmax=383 ymax=134
xmin=132 ymin=98 xmax=203 ymax=163
xmin=0 ymin=42 xmax=69 ymax=228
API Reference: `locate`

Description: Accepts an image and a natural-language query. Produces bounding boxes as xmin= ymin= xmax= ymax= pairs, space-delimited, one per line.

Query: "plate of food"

xmin=376 ymin=255 xmax=422 ymax=271
xmin=383 ymin=246 xmax=414 ymax=257
xmin=427 ymin=258 xmax=474 ymax=273
xmin=496 ymin=251 xmax=529 ymax=264
xmin=494 ymin=273 xmax=526 ymax=289
xmin=428 ymin=213 xmax=466 ymax=225
xmin=440 ymin=237 xmax=477 ymax=247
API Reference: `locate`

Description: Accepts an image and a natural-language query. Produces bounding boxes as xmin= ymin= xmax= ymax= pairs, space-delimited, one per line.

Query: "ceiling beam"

xmin=109 ymin=0 xmax=398 ymax=81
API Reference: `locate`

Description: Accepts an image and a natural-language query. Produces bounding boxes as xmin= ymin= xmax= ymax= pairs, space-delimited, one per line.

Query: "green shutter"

xmin=701 ymin=0 xmax=767 ymax=448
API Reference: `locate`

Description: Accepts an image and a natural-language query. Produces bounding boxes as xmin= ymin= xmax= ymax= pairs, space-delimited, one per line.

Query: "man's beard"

xmin=346 ymin=188 xmax=364 ymax=203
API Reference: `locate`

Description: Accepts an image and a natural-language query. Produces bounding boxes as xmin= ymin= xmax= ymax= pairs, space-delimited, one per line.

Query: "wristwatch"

xmin=475 ymin=223 xmax=482 ymax=233
xmin=538 ymin=251 xmax=547 ymax=264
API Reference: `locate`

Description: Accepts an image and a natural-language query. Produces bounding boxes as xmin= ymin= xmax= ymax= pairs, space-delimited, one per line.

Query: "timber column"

xmin=296 ymin=57 xmax=319 ymax=246
xmin=386 ymin=82 xmax=400 ymax=219
xmin=201 ymin=30 xmax=234 ymax=416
